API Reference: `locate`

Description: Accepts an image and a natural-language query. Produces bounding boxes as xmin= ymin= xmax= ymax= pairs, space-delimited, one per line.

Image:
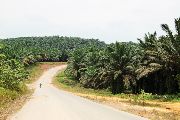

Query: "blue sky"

xmin=0 ymin=0 xmax=179 ymax=43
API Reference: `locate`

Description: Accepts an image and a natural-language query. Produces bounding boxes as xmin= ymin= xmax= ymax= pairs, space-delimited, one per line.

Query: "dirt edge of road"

xmin=75 ymin=93 xmax=180 ymax=120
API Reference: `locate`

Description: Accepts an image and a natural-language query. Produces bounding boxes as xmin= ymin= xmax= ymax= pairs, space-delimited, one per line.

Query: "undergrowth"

xmin=55 ymin=70 xmax=180 ymax=103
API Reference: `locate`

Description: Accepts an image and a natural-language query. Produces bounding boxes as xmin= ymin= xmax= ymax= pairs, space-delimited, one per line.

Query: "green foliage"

xmin=0 ymin=57 xmax=27 ymax=92
xmin=55 ymin=70 xmax=112 ymax=96
xmin=1 ymin=36 xmax=105 ymax=66
xmin=0 ymin=36 xmax=105 ymax=103
xmin=0 ymin=43 xmax=27 ymax=92
xmin=132 ymin=90 xmax=152 ymax=105
xmin=0 ymin=17 xmax=180 ymax=102
xmin=57 ymin=71 xmax=77 ymax=87
xmin=66 ymin=17 xmax=180 ymax=95
xmin=56 ymin=71 xmax=180 ymax=103
xmin=66 ymin=42 xmax=142 ymax=94
xmin=0 ymin=87 xmax=19 ymax=105
xmin=136 ymin=18 xmax=180 ymax=94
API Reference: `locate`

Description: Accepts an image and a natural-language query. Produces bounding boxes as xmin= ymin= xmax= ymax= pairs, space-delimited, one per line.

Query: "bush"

xmin=0 ymin=87 xmax=19 ymax=106
xmin=0 ymin=57 xmax=28 ymax=91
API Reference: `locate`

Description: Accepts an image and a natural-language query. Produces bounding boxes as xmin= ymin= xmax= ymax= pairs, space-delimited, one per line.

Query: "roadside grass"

xmin=0 ymin=88 xmax=20 ymax=108
xmin=53 ymin=70 xmax=180 ymax=120
xmin=54 ymin=70 xmax=180 ymax=103
xmin=53 ymin=70 xmax=113 ymax=96
xmin=26 ymin=62 xmax=66 ymax=84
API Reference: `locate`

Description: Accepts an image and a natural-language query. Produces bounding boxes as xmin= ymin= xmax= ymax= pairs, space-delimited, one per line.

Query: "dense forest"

xmin=0 ymin=17 xmax=180 ymax=96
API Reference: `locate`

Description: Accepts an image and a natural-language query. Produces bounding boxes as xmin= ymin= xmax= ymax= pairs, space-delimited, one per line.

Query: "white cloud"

xmin=0 ymin=0 xmax=179 ymax=43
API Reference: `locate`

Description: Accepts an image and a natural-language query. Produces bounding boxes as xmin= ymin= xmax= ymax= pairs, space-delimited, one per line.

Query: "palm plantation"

xmin=66 ymin=18 xmax=180 ymax=94
xmin=0 ymin=18 xmax=179 ymax=108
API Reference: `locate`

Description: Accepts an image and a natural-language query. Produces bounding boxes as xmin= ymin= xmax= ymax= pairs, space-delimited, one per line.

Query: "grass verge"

xmin=25 ymin=62 xmax=66 ymax=84
xmin=53 ymin=70 xmax=180 ymax=120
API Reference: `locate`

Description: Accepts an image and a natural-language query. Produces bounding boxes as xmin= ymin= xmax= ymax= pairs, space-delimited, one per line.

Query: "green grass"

xmin=25 ymin=62 xmax=66 ymax=84
xmin=54 ymin=70 xmax=180 ymax=103
xmin=25 ymin=63 xmax=44 ymax=83
xmin=115 ymin=91 xmax=180 ymax=102
xmin=0 ymin=88 xmax=19 ymax=107
xmin=54 ymin=70 xmax=112 ymax=96
xmin=38 ymin=62 xmax=67 ymax=64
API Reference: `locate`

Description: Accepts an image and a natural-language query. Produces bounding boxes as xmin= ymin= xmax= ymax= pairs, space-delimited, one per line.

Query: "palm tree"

xmin=136 ymin=18 xmax=180 ymax=94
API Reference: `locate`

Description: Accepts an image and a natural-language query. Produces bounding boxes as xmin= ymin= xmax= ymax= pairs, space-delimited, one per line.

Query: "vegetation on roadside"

xmin=55 ymin=70 xmax=180 ymax=103
xmin=54 ymin=70 xmax=112 ymax=96
xmin=65 ymin=18 xmax=180 ymax=95
xmin=25 ymin=62 xmax=66 ymax=84
xmin=0 ymin=36 xmax=104 ymax=109
xmin=0 ymin=44 xmax=27 ymax=108
xmin=0 ymin=62 xmax=64 ymax=120
xmin=0 ymin=63 xmax=43 ymax=108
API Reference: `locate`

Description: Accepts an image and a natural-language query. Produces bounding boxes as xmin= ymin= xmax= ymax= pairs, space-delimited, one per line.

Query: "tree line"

xmin=0 ymin=36 xmax=105 ymax=93
xmin=65 ymin=18 xmax=180 ymax=94
xmin=1 ymin=36 xmax=105 ymax=66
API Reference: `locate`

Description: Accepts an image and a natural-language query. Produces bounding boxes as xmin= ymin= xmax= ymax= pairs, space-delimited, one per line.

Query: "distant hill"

xmin=1 ymin=36 xmax=106 ymax=65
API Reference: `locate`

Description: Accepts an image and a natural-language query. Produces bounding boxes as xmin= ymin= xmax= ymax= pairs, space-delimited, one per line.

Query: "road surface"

xmin=10 ymin=65 xmax=147 ymax=120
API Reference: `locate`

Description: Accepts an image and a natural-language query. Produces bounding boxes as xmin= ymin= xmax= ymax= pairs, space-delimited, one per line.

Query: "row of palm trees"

xmin=66 ymin=18 xmax=180 ymax=94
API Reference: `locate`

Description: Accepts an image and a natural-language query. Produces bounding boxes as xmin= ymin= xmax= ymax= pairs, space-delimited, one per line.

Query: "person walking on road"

xmin=39 ymin=83 xmax=42 ymax=88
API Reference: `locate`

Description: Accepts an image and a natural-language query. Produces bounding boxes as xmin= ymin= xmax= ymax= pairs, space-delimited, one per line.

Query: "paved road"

xmin=10 ymin=65 xmax=147 ymax=120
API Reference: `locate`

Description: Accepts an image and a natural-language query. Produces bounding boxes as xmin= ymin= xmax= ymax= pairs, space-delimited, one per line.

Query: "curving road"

xmin=10 ymin=65 xmax=147 ymax=120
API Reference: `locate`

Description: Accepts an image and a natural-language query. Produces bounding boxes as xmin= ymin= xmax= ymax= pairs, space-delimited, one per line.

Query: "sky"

xmin=0 ymin=0 xmax=179 ymax=43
